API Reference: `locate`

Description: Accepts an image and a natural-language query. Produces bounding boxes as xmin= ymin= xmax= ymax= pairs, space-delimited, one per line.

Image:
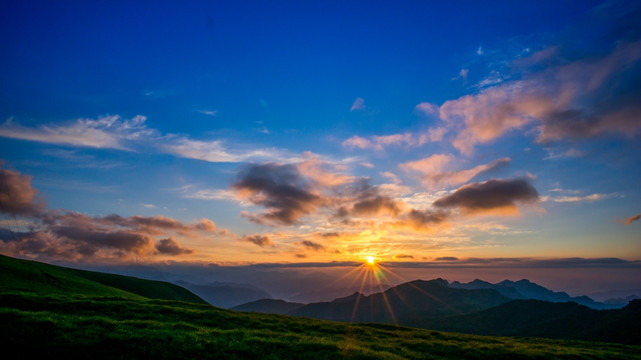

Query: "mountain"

xmin=286 ymin=279 xmax=510 ymax=325
xmin=0 ymin=254 xmax=205 ymax=304
xmin=450 ymin=278 xmax=616 ymax=309
xmin=422 ymin=299 xmax=641 ymax=345
xmin=289 ymin=284 xmax=392 ymax=303
xmin=232 ymin=298 xmax=304 ymax=314
xmin=175 ymin=280 xmax=272 ymax=308
xmin=604 ymin=295 xmax=640 ymax=305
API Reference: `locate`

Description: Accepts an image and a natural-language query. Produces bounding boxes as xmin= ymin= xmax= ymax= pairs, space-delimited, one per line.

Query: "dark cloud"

xmin=623 ymin=213 xmax=641 ymax=225
xmin=399 ymin=209 xmax=449 ymax=230
xmin=98 ymin=214 xmax=216 ymax=235
xmin=232 ymin=163 xmax=322 ymax=225
xmin=394 ymin=254 xmax=414 ymax=259
xmin=435 ymin=257 xmax=459 ymax=261
xmin=433 ymin=178 xmax=539 ymax=213
xmin=156 ymin=237 xmax=194 ymax=255
xmin=0 ymin=167 xmax=46 ymax=216
xmin=320 ymin=232 xmax=340 ymax=238
xmin=239 ymin=234 xmax=273 ymax=247
xmin=53 ymin=225 xmax=156 ymax=255
xmin=351 ymin=196 xmax=402 ymax=216
xmin=295 ymin=253 xmax=308 ymax=258
xmin=301 ymin=240 xmax=325 ymax=251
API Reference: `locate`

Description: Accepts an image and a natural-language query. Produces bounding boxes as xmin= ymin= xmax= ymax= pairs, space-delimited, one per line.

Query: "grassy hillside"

xmin=0 ymin=254 xmax=205 ymax=303
xmin=3 ymin=292 xmax=641 ymax=359
xmin=2 ymin=255 xmax=640 ymax=359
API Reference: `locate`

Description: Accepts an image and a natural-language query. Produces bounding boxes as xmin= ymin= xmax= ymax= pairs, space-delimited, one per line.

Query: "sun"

xmin=366 ymin=256 xmax=375 ymax=265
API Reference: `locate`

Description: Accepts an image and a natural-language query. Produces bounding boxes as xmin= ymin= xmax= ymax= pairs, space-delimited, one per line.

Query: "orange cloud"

xmin=401 ymin=155 xmax=510 ymax=189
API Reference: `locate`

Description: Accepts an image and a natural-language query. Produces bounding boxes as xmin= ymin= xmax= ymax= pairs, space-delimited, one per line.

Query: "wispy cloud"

xmin=198 ymin=110 xmax=218 ymax=116
xmin=160 ymin=138 xmax=293 ymax=163
xmin=0 ymin=115 xmax=296 ymax=164
xmin=623 ymin=213 xmax=641 ymax=225
xmin=541 ymin=193 xmax=620 ymax=203
xmin=401 ymin=155 xmax=510 ymax=189
xmin=0 ymin=115 xmax=154 ymax=151
xmin=350 ymin=97 xmax=365 ymax=112
xmin=343 ymin=132 xmax=430 ymax=150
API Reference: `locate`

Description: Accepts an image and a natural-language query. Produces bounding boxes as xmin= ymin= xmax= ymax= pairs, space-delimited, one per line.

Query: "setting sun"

xmin=366 ymin=256 xmax=375 ymax=265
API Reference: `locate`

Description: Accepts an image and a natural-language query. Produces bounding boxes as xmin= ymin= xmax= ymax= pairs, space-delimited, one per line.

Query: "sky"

xmin=1 ymin=1 xmax=640 ymax=296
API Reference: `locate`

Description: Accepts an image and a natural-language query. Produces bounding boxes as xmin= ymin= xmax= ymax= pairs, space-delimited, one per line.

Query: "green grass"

xmin=2 ymin=255 xmax=640 ymax=359
xmin=0 ymin=254 xmax=205 ymax=303
xmin=3 ymin=292 xmax=640 ymax=359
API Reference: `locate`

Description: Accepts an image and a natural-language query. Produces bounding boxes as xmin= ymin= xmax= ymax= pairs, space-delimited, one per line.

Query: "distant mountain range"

xmin=232 ymin=278 xmax=641 ymax=344
xmin=449 ymin=278 xmax=621 ymax=309
xmin=175 ymin=280 xmax=272 ymax=308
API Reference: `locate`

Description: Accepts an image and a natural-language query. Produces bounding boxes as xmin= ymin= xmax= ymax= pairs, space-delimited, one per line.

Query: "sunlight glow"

xmin=366 ymin=256 xmax=375 ymax=265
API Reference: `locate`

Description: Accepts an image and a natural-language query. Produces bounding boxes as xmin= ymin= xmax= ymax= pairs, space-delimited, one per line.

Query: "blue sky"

xmin=1 ymin=1 xmax=640 ymax=293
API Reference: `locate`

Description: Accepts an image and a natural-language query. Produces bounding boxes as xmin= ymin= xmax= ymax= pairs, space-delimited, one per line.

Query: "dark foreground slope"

xmin=0 ymin=254 xmax=206 ymax=303
xmin=2 ymin=255 xmax=640 ymax=359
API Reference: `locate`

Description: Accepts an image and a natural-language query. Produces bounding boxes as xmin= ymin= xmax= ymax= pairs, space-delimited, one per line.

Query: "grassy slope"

xmin=0 ymin=254 xmax=206 ymax=303
xmin=3 ymin=292 xmax=641 ymax=360
xmin=2 ymin=255 xmax=640 ymax=359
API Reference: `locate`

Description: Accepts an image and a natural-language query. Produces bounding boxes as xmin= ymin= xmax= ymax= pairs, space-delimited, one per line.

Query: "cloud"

xmin=350 ymin=97 xmax=365 ymax=112
xmin=232 ymin=163 xmax=324 ymax=225
xmin=433 ymin=178 xmax=539 ymax=215
xmin=415 ymin=102 xmax=440 ymax=116
xmin=0 ymin=115 xmax=154 ymax=151
xmin=351 ymin=196 xmax=402 ymax=217
xmin=438 ymin=40 xmax=641 ymax=154
xmin=156 ymin=237 xmax=194 ymax=255
xmin=342 ymin=132 xmax=430 ymax=151
xmin=435 ymin=256 xmax=459 ymax=261
xmin=0 ymin=165 xmax=219 ymax=261
xmin=198 ymin=110 xmax=218 ymax=116
xmin=0 ymin=210 xmax=216 ymax=262
xmin=541 ymin=193 xmax=619 ymax=203
xmin=301 ymin=240 xmax=325 ymax=251
xmin=0 ymin=166 xmax=46 ymax=216
xmin=394 ymin=254 xmax=414 ymax=260
xmin=397 ymin=209 xmax=449 ymax=231
xmin=161 ymin=138 xmax=292 ymax=163
xmin=401 ymin=155 xmax=510 ymax=189
xmin=296 ymin=152 xmax=356 ymax=187
xmin=0 ymin=115 xmax=295 ymax=164
xmin=624 ymin=213 xmax=641 ymax=225
xmin=240 ymin=234 xmax=274 ymax=247
xmin=84 ymin=214 xmax=217 ymax=236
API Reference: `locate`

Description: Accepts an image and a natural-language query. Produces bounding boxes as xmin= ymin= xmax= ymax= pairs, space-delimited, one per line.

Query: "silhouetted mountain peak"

xmin=332 ymin=292 xmax=362 ymax=302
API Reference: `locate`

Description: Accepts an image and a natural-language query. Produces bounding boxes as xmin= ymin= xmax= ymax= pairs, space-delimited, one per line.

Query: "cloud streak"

xmin=0 ymin=115 xmax=296 ymax=163
xmin=624 ymin=213 xmax=641 ymax=225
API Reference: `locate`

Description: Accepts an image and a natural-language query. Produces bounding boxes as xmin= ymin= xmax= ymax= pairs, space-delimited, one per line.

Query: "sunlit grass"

xmin=2 ymin=291 xmax=640 ymax=359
